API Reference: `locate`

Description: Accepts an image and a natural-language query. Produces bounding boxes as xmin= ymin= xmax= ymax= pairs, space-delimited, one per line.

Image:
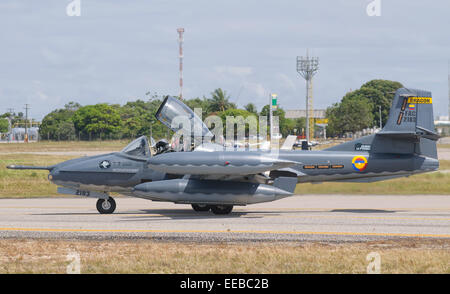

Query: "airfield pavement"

xmin=0 ymin=195 xmax=449 ymax=243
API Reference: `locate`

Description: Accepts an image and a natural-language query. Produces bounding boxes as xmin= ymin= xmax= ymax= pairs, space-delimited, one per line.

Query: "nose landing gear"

xmin=96 ymin=197 xmax=116 ymax=214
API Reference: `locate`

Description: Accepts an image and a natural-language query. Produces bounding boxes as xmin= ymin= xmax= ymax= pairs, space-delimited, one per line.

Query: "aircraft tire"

xmin=191 ymin=204 xmax=211 ymax=212
xmin=210 ymin=205 xmax=233 ymax=215
xmin=96 ymin=197 xmax=116 ymax=214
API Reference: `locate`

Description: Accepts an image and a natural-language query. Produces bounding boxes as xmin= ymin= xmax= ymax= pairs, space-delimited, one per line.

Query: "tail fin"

xmin=375 ymin=88 xmax=438 ymax=158
xmin=325 ymin=88 xmax=438 ymax=159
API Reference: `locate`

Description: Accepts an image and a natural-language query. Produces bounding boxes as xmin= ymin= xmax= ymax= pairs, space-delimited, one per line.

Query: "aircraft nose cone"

xmin=48 ymin=168 xmax=59 ymax=182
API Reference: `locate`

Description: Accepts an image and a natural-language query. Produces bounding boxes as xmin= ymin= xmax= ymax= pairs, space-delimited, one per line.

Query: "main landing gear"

xmin=191 ymin=204 xmax=234 ymax=215
xmin=191 ymin=204 xmax=211 ymax=212
xmin=96 ymin=197 xmax=116 ymax=214
xmin=95 ymin=198 xmax=233 ymax=215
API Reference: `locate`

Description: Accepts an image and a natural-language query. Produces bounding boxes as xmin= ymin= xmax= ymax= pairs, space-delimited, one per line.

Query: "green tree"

xmin=55 ymin=120 xmax=76 ymax=140
xmin=72 ymin=104 xmax=121 ymax=139
xmin=219 ymin=108 xmax=257 ymax=138
xmin=185 ymin=97 xmax=212 ymax=118
xmin=209 ymin=88 xmax=236 ymax=112
xmin=325 ymin=79 xmax=403 ymax=136
xmin=118 ymin=98 xmax=170 ymax=140
xmin=39 ymin=102 xmax=79 ymax=140
xmin=244 ymin=103 xmax=258 ymax=115
xmin=0 ymin=118 xmax=9 ymax=133
xmin=326 ymin=96 xmax=374 ymax=136
xmin=119 ymin=100 xmax=153 ymax=138
xmin=260 ymin=105 xmax=297 ymax=137
xmin=360 ymin=79 xmax=403 ymax=126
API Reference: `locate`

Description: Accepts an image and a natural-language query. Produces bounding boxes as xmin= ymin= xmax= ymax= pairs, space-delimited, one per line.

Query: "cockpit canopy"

xmin=120 ymin=136 xmax=152 ymax=157
xmin=155 ymin=96 xmax=213 ymax=138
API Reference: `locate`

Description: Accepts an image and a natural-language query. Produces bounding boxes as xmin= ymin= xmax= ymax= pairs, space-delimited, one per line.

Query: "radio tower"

xmin=177 ymin=28 xmax=185 ymax=100
xmin=448 ymin=60 xmax=449 ymax=119
xmin=296 ymin=51 xmax=319 ymax=142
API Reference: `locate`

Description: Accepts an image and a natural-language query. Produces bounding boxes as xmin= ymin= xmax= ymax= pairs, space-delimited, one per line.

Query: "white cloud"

xmin=243 ymin=82 xmax=267 ymax=98
xmin=276 ymin=73 xmax=297 ymax=91
xmin=214 ymin=66 xmax=253 ymax=77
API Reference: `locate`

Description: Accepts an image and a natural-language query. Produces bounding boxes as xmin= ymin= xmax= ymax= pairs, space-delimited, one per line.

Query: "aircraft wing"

xmin=147 ymin=151 xmax=297 ymax=176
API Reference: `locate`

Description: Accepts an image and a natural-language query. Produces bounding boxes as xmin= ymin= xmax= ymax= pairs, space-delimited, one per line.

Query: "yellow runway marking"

xmin=0 ymin=227 xmax=449 ymax=238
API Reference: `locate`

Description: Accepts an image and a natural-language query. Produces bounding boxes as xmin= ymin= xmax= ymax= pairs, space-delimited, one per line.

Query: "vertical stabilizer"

xmin=325 ymin=88 xmax=439 ymax=160
xmin=376 ymin=88 xmax=438 ymax=158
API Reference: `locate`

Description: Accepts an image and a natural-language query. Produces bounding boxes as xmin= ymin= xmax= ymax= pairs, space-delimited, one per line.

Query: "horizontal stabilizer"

xmin=416 ymin=126 xmax=440 ymax=141
xmin=377 ymin=126 xmax=440 ymax=141
xmin=325 ymin=88 xmax=439 ymax=159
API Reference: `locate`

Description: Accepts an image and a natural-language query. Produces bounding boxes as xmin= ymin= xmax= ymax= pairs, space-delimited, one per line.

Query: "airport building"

xmin=0 ymin=127 xmax=39 ymax=142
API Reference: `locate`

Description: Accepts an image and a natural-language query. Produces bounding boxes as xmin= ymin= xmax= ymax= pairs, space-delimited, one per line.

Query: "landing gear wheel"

xmin=191 ymin=204 xmax=211 ymax=212
xmin=96 ymin=197 xmax=116 ymax=214
xmin=211 ymin=205 xmax=233 ymax=215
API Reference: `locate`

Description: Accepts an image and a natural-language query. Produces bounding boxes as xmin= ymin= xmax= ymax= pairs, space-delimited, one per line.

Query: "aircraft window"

xmin=150 ymin=137 xmax=156 ymax=148
xmin=121 ymin=136 xmax=151 ymax=157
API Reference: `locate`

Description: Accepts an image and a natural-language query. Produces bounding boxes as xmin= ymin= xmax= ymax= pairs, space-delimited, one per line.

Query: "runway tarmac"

xmin=0 ymin=195 xmax=449 ymax=242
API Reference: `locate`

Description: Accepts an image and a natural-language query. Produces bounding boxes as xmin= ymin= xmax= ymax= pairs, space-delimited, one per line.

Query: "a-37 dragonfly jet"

xmin=8 ymin=88 xmax=439 ymax=214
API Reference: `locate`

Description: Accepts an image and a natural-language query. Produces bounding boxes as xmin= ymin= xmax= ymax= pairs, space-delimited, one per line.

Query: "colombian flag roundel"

xmin=352 ymin=156 xmax=368 ymax=172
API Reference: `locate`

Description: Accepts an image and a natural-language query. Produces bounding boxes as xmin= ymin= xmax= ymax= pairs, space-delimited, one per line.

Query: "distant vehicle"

xmin=249 ymin=135 xmax=266 ymax=141
xmin=293 ymin=139 xmax=318 ymax=148
xmin=272 ymin=133 xmax=282 ymax=139
xmin=8 ymin=89 xmax=439 ymax=215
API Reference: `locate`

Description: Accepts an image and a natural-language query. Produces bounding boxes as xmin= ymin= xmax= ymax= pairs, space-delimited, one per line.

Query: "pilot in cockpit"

xmin=120 ymin=135 xmax=173 ymax=157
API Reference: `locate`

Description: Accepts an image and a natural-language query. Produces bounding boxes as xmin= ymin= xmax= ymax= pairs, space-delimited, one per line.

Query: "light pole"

xmin=296 ymin=52 xmax=319 ymax=143
xmin=177 ymin=28 xmax=184 ymax=100
xmin=378 ymin=105 xmax=382 ymax=129
xmin=269 ymin=93 xmax=277 ymax=141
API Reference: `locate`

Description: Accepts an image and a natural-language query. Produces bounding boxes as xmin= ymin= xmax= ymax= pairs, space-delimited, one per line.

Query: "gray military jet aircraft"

xmin=7 ymin=88 xmax=439 ymax=214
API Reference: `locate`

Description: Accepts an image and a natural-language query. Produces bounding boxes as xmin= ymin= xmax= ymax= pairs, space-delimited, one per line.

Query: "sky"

xmin=0 ymin=0 xmax=449 ymax=120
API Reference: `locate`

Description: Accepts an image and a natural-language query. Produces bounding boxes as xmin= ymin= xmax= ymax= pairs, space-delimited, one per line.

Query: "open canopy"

xmin=155 ymin=96 xmax=213 ymax=138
